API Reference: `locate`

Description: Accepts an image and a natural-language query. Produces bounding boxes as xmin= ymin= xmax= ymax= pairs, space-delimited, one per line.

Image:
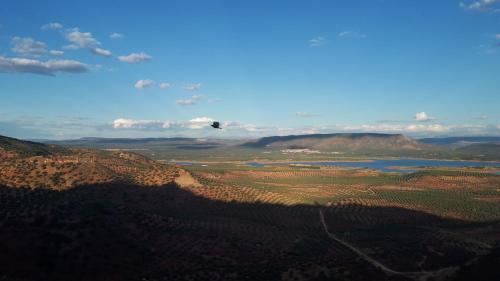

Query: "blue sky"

xmin=1 ymin=0 xmax=499 ymax=139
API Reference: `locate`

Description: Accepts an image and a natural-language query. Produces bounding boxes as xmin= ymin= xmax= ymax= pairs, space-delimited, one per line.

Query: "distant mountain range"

xmin=241 ymin=133 xmax=428 ymax=151
xmin=419 ymin=136 xmax=500 ymax=146
xmin=43 ymin=137 xmax=243 ymax=148
xmin=16 ymin=133 xmax=500 ymax=161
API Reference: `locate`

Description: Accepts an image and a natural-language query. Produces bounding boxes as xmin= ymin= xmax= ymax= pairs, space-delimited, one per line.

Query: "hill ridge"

xmin=241 ymin=133 xmax=426 ymax=151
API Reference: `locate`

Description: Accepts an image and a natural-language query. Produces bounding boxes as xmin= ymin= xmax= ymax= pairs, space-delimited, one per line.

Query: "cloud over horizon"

xmin=111 ymin=117 xmax=214 ymax=130
xmin=112 ymin=118 xmax=172 ymax=129
xmin=415 ymin=112 xmax=434 ymax=122
xmin=106 ymin=116 xmax=500 ymax=139
xmin=3 ymin=114 xmax=499 ymax=140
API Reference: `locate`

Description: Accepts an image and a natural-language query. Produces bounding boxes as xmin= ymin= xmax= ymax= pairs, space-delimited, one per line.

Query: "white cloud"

xmin=185 ymin=117 xmax=214 ymax=129
xmin=182 ymin=83 xmax=201 ymax=91
xmin=311 ymin=123 xmax=500 ymax=137
xmin=11 ymin=37 xmax=47 ymax=56
xmin=110 ymin=32 xmax=123 ymax=39
xmin=319 ymin=123 xmax=500 ymax=137
xmin=118 ymin=52 xmax=152 ymax=63
xmin=112 ymin=118 xmax=172 ymax=129
xmin=41 ymin=22 xmax=63 ymax=30
xmin=338 ymin=31 xmax=367 ymax=39
xmin=111 ymin=117 xmax=215 ymax=131
xmin=64 ymin=28 xmax=114 ymax=57
xmin=108 ymin=116 xmax=500 ymax=137
xmin=65 ymin=28 xmax=100 ymax=48
xmin=0 ymin=56 xmax=88 ymax=75
xmin=309 ymin=36 xmax=326 ymax=47
xmin=134 ymin=79 xmax=155 ymax=89
xmin=406 ymin=124 xmax=446 ymax=132
xmin=112 ymin=118 xmax=137 ymax=128
xmin=159 ymin=82 xmax=171 ymax=89
xmin=414 ymin=112 xmax=434 ymax=122
xmin=296 ymin=112 xmax=315 ymax=118
xmin=460 ymin=0 xmax=499 ymax=10
xmin=90 ymin=47 xmax=112 ymax=57
xmin=333 ymin=123 xmax=449 ymax=134
xmin=49 ymin=50 xmax=64 ymax=56
xmin=221 ymin=121 xmax=280 ymax=133
xmin=176 ymin=95 xmax=202 ymax=106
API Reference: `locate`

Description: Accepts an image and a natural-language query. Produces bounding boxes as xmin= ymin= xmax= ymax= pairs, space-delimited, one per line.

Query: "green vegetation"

xmin=1 ymin=135 xmax=499 ymax=281
xmin=186 ymin=164 xmax=500 ymax=222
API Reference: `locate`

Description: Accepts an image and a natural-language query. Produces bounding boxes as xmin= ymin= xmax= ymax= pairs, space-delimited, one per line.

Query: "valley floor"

xmin=1 ymin=157 xmax=499 ymax=281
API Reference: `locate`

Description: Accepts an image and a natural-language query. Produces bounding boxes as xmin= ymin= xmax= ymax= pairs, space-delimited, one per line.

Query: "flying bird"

xmin=211 ymin=121 xmax=222 ymax=129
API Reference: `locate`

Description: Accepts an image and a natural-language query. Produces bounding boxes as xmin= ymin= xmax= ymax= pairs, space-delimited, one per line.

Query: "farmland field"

xmin=184 ymin=163 xmax=500 ymax=221
xmin=1 ymin=135 xmax=500 ymax=281
xmin=148 ymin=162 xmax=498 ymax=280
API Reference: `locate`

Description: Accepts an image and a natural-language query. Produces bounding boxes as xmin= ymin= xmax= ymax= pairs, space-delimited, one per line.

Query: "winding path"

xmin=318 ymin=209 xmax=457 ymax=281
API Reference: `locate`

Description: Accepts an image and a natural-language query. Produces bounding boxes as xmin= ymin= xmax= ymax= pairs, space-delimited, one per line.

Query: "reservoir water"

xmin=247 ymin=159 xmax=500 ymax=173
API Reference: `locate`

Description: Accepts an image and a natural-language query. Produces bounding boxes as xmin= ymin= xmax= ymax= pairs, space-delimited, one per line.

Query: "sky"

xmin=0 ymin=0 xmax=499 ymax=140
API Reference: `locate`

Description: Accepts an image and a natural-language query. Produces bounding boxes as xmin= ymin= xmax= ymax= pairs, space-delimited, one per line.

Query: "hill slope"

xmin=456 ymin=143 xmax=500 ymax=159
xmin=0 ymin=135 xmax=69 ymax=158
xmin=0 ymin=135 xmax=178 ymax=189
xmin=419 ymin=136 xmax=500 ymax=147
xmin=242 ymin=133 xmax=428 ymax=151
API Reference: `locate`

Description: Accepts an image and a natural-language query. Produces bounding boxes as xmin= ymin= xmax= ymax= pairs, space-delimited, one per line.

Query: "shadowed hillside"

xmin=1 ymin=134 xmax=499 ymax=281
xmin=0 ymin=135 xmax=69 ymax=158
xmin=0 ymin=183 xmax=499 ymax=281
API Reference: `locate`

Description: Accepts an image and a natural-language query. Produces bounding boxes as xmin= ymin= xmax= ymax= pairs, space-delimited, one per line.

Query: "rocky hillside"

xmin=0 ymin=135 xmax=178 ymax=189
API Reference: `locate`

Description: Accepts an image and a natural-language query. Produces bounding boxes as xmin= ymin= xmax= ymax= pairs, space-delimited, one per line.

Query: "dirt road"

xmin=318 ymin=209 xmax=457 ymax=281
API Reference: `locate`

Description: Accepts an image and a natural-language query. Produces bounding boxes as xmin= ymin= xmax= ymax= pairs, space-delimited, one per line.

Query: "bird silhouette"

xmin=211 ymin=121 xmax=222 ymax=129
